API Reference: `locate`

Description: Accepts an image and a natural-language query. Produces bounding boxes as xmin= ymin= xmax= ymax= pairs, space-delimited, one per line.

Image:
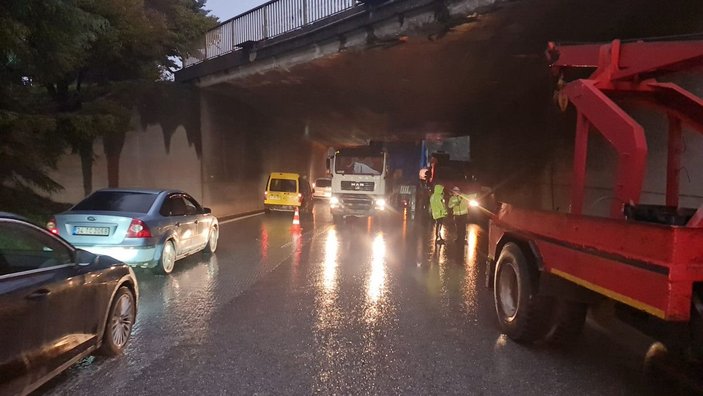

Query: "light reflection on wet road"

xmin=39 ymin=203 xmax=678 ymax=395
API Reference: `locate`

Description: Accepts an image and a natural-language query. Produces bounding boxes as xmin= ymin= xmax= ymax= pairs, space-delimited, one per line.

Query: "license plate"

xmin=74 ymin=226 xmax=110 ymax=236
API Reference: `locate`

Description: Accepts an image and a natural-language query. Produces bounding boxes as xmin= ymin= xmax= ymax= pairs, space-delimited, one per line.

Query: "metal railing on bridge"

xmin=184 ymin=0 xmax=360 ymax=68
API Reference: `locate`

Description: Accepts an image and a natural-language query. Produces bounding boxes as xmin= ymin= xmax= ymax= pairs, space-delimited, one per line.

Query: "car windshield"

xmin=72 ymin=191 xmax=158 ymax=213
xmin=315 ymin=179 xmax=331 ymax=188
xmin=269 ymin=179 xmax=297 ymax=192
xmin=335 ymin=156 xmax=383 ymax=175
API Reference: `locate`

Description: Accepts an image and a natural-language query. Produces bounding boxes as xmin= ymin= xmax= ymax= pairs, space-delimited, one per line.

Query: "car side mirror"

xmin=75 ymin=249 xmax=97 ymax=266
xmin=203 ymin=207 xmax=212 ymax=214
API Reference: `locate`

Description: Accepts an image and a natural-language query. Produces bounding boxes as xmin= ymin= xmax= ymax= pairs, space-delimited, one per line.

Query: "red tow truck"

xmin=487 ymin=39 xmax=703 ymax=355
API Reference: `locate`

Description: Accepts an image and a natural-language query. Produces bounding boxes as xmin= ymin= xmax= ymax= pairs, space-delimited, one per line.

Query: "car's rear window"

xmin=315 ymin=179 xmax=331 ymax=188
xmin=73 ymin=191 xmax=157 ymax=213
xmin=269 ymin=179 xmax=297 ymax=193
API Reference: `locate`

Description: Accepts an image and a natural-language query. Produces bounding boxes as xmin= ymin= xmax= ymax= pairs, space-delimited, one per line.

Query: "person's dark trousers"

xmin=454 ymin=215 xmax=468 ymax=242
xmin=434 ymin=218 xmax=444 ymax=242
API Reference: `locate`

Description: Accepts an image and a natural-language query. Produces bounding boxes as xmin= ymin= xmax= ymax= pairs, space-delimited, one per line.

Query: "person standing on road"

xmin=448 ymin=186 xmax=469 ymax=243
xmin=429 ymin=184 xmax=448 ymax=244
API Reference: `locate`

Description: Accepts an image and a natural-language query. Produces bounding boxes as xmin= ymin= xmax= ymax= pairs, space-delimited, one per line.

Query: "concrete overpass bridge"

xmin=52 ymin=0 xmax=703 ymax=217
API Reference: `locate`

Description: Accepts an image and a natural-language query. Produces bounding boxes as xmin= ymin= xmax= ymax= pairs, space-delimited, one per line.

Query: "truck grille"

xmin=340 ymin=194 xmax=373 ymax=210
xmin=341 ymin=181 xmax=375 ymax=192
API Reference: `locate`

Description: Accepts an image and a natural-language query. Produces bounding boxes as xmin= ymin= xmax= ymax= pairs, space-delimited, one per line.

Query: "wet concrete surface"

xmin=37 ymin=203 xmax=692 ymax=395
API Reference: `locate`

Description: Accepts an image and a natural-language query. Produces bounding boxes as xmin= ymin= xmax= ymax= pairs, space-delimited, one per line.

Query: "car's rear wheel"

xmin=154 ymin=240 xmax=176 ymax=274
xmin=203 ymin=226 xmax=218 ymax=255
xmin=99 ymin=286 xmax=136 ymax=356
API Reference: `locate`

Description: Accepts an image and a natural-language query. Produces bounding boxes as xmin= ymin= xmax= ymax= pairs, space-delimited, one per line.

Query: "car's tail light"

xmin=46 ymin=217 xmax=59 ymax=235
xmin=126 ymin=219 xmax=152 ymax=238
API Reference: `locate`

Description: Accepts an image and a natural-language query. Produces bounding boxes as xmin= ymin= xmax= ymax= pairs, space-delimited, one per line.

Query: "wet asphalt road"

xmin=38 ymin=203 xmax=686 ymax=395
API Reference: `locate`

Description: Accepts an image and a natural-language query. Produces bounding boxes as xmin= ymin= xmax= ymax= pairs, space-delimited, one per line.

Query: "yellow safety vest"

xmin=448 ymin=195 xmax=469 ymax=216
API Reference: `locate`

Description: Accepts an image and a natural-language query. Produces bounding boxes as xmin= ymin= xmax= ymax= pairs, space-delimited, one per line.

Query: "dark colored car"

xmin=0 ymin=213 xmax=138 ymax=396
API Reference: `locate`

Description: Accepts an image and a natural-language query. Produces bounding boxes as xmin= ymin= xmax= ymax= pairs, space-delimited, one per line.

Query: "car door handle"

xmin=26 ymin=289 xmax=51 ymax=300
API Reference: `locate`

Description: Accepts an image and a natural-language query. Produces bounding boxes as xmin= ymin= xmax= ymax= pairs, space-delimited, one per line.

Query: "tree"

xmin=0 ymin=0 xmax=215 ymax=213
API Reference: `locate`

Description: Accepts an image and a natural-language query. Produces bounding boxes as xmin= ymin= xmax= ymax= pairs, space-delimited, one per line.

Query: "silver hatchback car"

xmin=48 ymin=189 xmax=219 ymax=274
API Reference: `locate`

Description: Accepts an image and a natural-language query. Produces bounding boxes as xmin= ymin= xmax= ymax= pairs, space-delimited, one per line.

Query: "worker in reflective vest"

xmin=429 ymin=184 xmax=448 ymax=244
xmin=448 ymin=186 xmax=469 ymax=242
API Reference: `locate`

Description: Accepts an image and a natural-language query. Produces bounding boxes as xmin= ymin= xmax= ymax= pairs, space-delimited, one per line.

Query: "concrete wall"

xmin=49 ymin=123 xmax=202 ymax=205
xmin=47 ymin=89 xmax=326 ymax=218
xmin=199 ymin=89 xmax=325 ymax=216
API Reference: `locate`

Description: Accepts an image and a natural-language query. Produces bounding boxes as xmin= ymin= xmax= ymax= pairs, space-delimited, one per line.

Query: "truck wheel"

xmin=494 ymin=242 xmax=554 ymax=343
xmin=545 ymin=300 xmax=588 ymax=345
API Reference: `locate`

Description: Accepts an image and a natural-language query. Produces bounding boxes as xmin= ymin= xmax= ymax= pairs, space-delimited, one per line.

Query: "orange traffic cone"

xmin=291 ymin=207 xmax=301 ymax=229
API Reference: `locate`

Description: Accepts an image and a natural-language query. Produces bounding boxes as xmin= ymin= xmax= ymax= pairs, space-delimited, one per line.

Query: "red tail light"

xmin=126 ymin=219 xmax=152 ymax=238
xmin=46 ymin=217 xmax=59 ymax=235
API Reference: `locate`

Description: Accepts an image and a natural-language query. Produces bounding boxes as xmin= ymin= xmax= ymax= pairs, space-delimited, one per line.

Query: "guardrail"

xmin=184 ymin=0 xmax=359 ymax=67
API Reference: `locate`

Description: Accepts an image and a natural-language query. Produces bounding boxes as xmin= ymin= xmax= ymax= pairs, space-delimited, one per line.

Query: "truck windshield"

xmin=335 ymin=156 xmax=383 ymax=175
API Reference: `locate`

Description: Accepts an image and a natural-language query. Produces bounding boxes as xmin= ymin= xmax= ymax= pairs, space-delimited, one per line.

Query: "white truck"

xmin=329 ymin=146 xmax=389 ymax=222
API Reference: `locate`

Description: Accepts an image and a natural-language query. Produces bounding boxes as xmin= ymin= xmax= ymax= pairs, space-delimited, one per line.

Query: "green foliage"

xmin=0 ymin=0 xmax=216 ymax=212
xmin=0 ymin=110 xmax=63 ymax=192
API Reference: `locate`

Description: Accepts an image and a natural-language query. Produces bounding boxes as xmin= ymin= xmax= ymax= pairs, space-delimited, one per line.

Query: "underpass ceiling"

xmin=205 ymin=0 xmax=703 ymax=147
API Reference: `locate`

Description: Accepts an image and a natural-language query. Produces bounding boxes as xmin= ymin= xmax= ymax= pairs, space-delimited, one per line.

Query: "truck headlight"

xmin=330 ymin=196 xmax=340 ymax=207
xmin=375 ymin=198 xmax=386 ymax=211
xmin=469 ymin=199 xmax=480 ymax=208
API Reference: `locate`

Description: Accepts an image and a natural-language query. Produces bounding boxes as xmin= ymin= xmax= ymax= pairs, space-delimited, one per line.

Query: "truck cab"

xmin=329 ymin=147 xmax=388 ymax=222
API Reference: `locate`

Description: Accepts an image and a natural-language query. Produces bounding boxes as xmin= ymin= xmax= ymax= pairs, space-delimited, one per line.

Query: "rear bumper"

xmin=77 ymin=245 xmax=157 ymax=267
xmin=330 ymin=194 xmax=384 ymax=217
xmin=265 ymin=204 xmax=299 ymax=212
xmin=330 ymin=207 xmax=378 ymax=217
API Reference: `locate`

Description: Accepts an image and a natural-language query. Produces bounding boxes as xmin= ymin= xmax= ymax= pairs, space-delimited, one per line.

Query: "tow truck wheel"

xmin=494 ymin=242 xmax=554 ymax=343
xmin=545 ymin=300 xmax=588 ymax=346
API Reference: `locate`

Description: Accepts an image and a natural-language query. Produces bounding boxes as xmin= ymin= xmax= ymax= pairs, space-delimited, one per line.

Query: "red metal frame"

xmin=490 ymin=39 xmax=703 ymax=322
xmin=550 ymin=39 xmax=703 ymax=217
xmin=490 ymin=205 xmax=703 ymax=320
